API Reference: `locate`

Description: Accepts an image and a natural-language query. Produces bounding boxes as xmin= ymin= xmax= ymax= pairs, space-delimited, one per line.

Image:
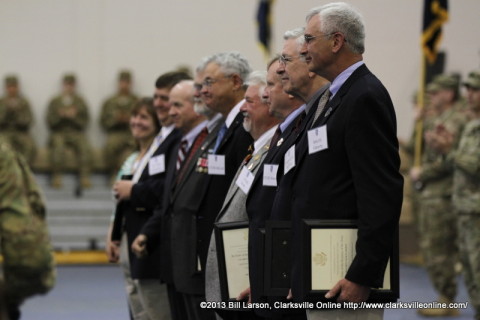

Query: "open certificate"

xmin=302 ymin=220 xmax=398 ymax=302
xmin=214 ymin=221 xmax=250 ymax=301
xmin=311 ymin=228 xmax=356 ymax=290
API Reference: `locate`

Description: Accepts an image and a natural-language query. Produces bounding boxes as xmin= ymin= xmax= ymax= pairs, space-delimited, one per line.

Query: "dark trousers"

xmin=167 ymin=283 xmax=187 ymax=320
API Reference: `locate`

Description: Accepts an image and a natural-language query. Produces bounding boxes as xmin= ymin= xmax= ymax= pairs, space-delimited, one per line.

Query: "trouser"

xmin=457 ymin=214 xmax=480 ymax=319
xmin=418 ymin=196 xmax=457 ymax=300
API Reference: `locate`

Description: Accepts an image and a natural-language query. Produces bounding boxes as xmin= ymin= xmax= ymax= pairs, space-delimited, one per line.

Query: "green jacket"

xmin=0 ymin=138 xmax=55 ymax=306
xmin=452 ymin=119 xmax=480 ymax=213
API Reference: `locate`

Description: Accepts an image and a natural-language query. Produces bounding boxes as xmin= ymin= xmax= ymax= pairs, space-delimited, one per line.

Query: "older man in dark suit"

xmin=205 ymin=70 xmax=280 ymax=320
xmin=275 ymin=3 xmax=403 ymax=320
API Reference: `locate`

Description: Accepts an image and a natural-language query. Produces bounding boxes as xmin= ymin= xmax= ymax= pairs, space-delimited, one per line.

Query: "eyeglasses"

xmin=279 ymin=54 xmax=305 ymax=65
xmin=304 ymin=32 xmax=346 ymax=44
xmin=201 ymin=75 xmax=232 ymax=88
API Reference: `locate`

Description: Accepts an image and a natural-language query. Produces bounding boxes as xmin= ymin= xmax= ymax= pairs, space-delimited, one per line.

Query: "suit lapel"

xmin=215 ymin=141 xmax=270 ymax=222
xmin=171 ymin=120 xmax=223 ymax=201
xmin=216 ymin=112 xmax=244 ymax=154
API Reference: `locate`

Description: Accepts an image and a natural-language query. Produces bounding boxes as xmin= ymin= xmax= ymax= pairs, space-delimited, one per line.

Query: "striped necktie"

xmin=176 ymin=140 xmax=188 ymax=171
xmin=311 ymin=90 xmax=331 ymax=127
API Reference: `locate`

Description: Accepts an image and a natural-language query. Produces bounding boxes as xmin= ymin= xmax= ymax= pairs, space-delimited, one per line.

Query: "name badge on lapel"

xmin=236 ymin=166 xmax=254 ymax=194
xmin=148 ymin=154 xmax=165 ymax=175
xmin=208 ymin=154 xmax=226 ymax=175
xmin=284 ymin=145 xmax=296 ymax=174
xmin=263 ymin=164 xmax=279 ymax=187
xmin=308 ymin=125 xmax=328 ymax=154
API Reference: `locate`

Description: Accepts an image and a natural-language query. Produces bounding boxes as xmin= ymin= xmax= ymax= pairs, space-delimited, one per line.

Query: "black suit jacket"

xmin=274 ymin=65 xmax=403 ymax=301
xmin=119 ymin=128 xmax=181 ymax=279
xmin=195 ymin=111 xmax=252 ymax=267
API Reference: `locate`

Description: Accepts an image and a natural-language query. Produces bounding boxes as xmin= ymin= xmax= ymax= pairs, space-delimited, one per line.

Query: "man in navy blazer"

xmin=278 ymin=3 xmax=403 ymax=320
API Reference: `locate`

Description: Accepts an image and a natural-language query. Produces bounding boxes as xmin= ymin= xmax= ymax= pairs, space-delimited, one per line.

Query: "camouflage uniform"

xmin=0 ymin=76 xmax=36 ymax=165
xmin=417 ymin=101 xmax=467 ymax=302
xmin=452 ymin=119 xmax=480 ymax=318
xmin=0 ymin=138 xmax=55 ymax=318
xmin=46 ymin=75 xmax=92 ymax=188
xmin=100 ymin=72 xmax=138 ymax=180
xmin=452 ymin=71 xmax=480 ymax=319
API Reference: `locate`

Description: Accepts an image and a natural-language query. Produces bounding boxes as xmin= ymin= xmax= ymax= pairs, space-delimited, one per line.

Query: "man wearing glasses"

xmin=283 ymin=3 xmax=403 ymax=320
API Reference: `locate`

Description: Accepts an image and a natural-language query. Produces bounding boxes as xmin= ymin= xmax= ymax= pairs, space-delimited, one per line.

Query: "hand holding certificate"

xmin=301 ymin=220 xmax=398 ymax=303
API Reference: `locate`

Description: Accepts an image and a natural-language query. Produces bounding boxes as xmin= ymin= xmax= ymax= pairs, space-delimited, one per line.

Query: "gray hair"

xmin=196 ymin=51 xmax=252 ymax=84
xmin=306 ymin=2 xmax=365 ymax=54
xmin=245 ymin=70 xmax=267 ymax=99
xmin=283 ymin=27 xmax=305 ymax=48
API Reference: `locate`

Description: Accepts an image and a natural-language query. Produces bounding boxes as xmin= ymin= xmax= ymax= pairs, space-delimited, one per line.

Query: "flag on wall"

xmin=422 ymin=0 xmax=448 ymax=64
xmin=256 ymin=0 xmax=273 ymax=56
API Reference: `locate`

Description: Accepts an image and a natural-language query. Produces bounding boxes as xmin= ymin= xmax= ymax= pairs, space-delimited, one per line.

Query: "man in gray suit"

xmin=205 ymin=71 xmax=280 ymax=320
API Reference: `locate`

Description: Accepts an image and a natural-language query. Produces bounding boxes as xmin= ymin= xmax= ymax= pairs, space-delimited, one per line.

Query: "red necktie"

xmin=176 ymin=127 xmax=209 ymax=183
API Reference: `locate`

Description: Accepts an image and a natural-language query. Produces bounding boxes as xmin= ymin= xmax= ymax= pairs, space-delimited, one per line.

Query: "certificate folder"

xmin=301 ymin=219 xmax=399 ymax=303
xmin=214 ymin=221 xmax=250 ymax=301
xmin=263 ymin=220 xmax=292 ymax=296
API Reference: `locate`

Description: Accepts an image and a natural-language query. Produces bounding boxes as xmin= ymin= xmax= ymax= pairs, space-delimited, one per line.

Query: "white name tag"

xmin=235 ymin=166 xmax=254 ymax=194
xmin=148 ymin=154 xmax=165 ymax=175
xmin=308 ymin=125 xmax=328 ymax=154
xmin=263 ymin=164 xmax=279 ymax=187
xmin=284 ymin=145 xmax=296 ymax=175
xmin=208 ymin=154 xmax=226 ymax=175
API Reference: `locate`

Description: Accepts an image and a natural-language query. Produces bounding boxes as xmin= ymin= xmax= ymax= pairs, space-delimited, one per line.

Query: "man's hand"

xmin=132 ymin=234 xmax=148 ymax=258
xmin=237 ymin=287 xmax=251 ymax=304
xmin=106 ymin=240 xmax=120 ymax=263
xmin=325 ymin=278 xmax=370 ymax=303
xmin=113 ymin=180 xmax=133 ymax=201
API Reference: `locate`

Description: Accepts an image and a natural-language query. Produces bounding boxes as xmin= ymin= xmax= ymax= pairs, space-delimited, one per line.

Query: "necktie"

xmin=242 ymin=144 xmax=255 ymax=165
xmin=213 ymin=123 xmax=228 ymax=154
xmin=176 ymin=127 xmax=209 ymax=184
xmin=294 ymin=111 xmax=307 ymax=133
xmin=269 ymin=127 xmax=282 ymax=149
xmin=311 ymin=90 xmax=331 ymax=127
xmin=176 ymin=140 xmax=188 ymax=171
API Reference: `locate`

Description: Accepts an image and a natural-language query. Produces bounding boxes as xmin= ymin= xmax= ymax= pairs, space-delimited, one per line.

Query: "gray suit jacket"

xmin=205 ymin=139 xmax=271 ymax=302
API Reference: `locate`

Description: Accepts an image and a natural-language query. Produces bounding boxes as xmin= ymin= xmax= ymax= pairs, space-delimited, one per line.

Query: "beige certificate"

xmin=311 ymin=228 xmax=391 ymax=290
xmin=222 ymin=227 xmax=250 ymax=299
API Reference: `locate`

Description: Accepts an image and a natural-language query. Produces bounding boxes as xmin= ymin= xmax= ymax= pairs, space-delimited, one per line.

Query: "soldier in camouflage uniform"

xmin=0 ymin=76 xmax=36 ymax=166
xmin=410 ymin=74 xmax=467 ymax=317
xmin=46 ymin=74 xmax=92 ymax=189
xmin=100 ymin=71 xmax=138 ymax=184
xmin=0 ymin=137 xmax=55 ymax=320
xmin=434 ymin=70 xmax=480 ymax=319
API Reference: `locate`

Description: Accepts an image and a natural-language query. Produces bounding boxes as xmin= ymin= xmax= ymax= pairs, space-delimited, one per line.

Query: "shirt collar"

xmin=280 ymin=104 xmax=306 ymax=133
xmin=207 ymin=113 xmax=224 ymax=132
xmin=253 ymin=125 xmax=278 ymax=155
xmin=182 ymin=120 xmax=208 ymax=150
xmin=329 ymin=61 xmax=364 ymax=99
xmin=225 ymin=99 xmax=245 ymax=128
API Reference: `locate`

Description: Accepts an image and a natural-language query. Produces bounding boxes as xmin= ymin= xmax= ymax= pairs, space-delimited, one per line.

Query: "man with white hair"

xmin=205 ymin=70 xmax=279 ymax=320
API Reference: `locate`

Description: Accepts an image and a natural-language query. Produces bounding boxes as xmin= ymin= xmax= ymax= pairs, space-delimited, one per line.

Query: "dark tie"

xmin=294 ymin=111 xmax=307 ymax=133
xmin=311 ymin=90 xmax=331 ymax=127
xmin=176 ymin=127 xmax=209 ymax=183
xmin=177 ymin=140 xmax=188 ymax=171
xmin=213 ymin=123 xmax=228 ymax=154
xmin=269 ymin=127 xmax=282 ymax=149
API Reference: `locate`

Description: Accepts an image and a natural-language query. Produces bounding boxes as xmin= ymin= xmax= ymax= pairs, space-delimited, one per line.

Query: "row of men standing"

xmin=106 ymin=3 xmax=403 ymax=320
xmin=0 ymin=71 xmax=139 ymax=188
